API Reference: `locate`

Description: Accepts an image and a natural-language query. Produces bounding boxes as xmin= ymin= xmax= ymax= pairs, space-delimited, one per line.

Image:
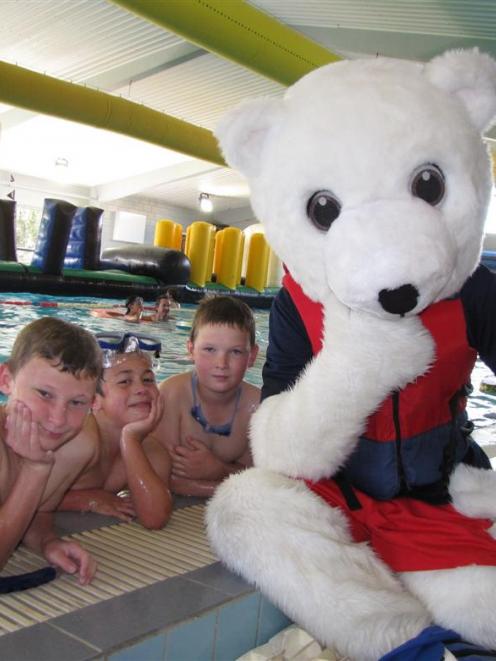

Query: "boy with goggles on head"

xmin=59 ymin=333 xmax=172 ymax=530
xmin=155 ymin=296 xmax=260 ymax=498
xmin=0 ymin=317 xmax=99 ymax=585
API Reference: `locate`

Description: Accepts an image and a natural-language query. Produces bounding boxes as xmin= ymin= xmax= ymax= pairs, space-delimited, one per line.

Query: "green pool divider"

xmin=60 ymin=268 xmax=158 ymax=284
xmin=0 ymin=261 xmax=159 ymax=285
xmin=0 ymin=261 xmax=25 ymax=273
xmin=188 ymin=281 xmax=279 ymax=296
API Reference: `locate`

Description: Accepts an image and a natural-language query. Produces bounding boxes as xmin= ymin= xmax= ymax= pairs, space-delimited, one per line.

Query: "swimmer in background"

xmin=146 ymin=289 xmax=180 ymax=323
xmin=91 ymin=295 xmax=144 ymax=322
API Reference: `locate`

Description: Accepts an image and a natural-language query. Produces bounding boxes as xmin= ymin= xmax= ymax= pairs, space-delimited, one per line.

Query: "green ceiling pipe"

xmin=110 ymin=0 xmax=341 ymax=86
xmin=0 ymin=60 xmax=225 ymax=166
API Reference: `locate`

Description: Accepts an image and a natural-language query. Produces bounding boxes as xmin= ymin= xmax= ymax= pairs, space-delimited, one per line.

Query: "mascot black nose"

xmin=378 ymin=284 xmax=419 ymax=315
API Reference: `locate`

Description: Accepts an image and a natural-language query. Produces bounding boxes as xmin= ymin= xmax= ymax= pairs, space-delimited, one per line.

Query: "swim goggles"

xmin=95 ymin=332 xmax=161 ymax=370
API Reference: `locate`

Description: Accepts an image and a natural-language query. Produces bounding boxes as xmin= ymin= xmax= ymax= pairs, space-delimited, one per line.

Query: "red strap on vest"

xmin=282 ymin=270 xmax=324 ymax=354
xmin=283 ymin=269 xmax=476 ymax=440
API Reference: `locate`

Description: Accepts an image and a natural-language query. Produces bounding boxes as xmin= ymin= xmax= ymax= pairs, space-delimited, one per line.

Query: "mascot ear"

xmin=215 ymin=97 xmax=284 ymax=177
xmin=424 ymin=48 xmax=496 ymax=132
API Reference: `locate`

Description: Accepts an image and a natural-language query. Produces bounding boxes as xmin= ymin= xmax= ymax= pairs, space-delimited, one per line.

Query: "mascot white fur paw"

xmin=207 ymin=49 xmax=496 ymax=660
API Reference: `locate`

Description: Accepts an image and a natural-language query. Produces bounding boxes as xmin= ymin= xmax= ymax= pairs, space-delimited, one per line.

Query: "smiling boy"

xmin=156 ymin=296 xmax=260 ymax=497
xmin=59 ymin=334 xmax=172 ymax=530
xmin=0 ymin=317 xmax=101 ymax=584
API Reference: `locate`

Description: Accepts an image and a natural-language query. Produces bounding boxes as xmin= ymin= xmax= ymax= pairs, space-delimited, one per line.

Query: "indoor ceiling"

xmin=0 ymin=0 xmax=494 ymax=216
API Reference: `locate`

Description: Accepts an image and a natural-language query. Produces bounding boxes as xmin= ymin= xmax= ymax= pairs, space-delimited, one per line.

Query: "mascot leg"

xmin=450 ymin=463 xmax=496 ymax=519
xmin=402 ymin=566 xmax=496 ymax=650
xmin=207 ymin=467 xmax=431 ymax=661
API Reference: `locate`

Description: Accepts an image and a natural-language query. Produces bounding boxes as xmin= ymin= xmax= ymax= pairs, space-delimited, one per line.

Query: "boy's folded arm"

xmin=170 ymin=475 xmax=218 ymax=498
xmin=0 ymin=460 xmax=53 ymax=570
xmin=120 ymin=432 xmax=173 ymax=529
xmin=58 ymin=488 xmax=135 ymax=520
xmin=172 ymin=438 xmax=251 ymax=481
xmin=22 ymin=510 xmax=60 ymax=555
xmin=22 ymin=511 xmax=96 ymax=584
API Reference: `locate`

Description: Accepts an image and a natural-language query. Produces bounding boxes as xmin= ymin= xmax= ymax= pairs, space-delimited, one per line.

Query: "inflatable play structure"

xmin=153 ymin=218 xmax=282 ymax=307
xmin=0 ymin=197 xmax=281 ymax=307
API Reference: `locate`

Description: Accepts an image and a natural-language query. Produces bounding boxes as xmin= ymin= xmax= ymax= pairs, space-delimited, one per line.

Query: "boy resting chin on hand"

xmin=59 ymin=333 xmax=172 ymax=530
xmin=0 ymin=317 xmax=101 ymax=585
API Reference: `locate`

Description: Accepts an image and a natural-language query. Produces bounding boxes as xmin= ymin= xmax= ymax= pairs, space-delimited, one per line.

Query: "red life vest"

xmin=283 ymin=272 xmax=478 ymax=501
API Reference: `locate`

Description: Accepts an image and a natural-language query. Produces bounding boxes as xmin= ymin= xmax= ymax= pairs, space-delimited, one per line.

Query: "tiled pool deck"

xmin=0 ymin=497 xmax=291 ymax=661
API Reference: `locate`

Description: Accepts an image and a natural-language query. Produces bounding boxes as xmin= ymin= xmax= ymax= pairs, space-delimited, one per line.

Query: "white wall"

xmin=99 ymin=195 xmax=201 ymax=253
xmin=1 ymin=169 xmax=258 ymax=256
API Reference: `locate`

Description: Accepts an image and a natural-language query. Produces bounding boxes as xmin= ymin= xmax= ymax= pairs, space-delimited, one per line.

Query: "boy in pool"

xmin=146 ymin=292 xmax=173 ymax=323
xmin=123 ymin=295 xmax=144 ymax=322
xmin=59 ymin=333 xmax=173 ymax=529
xmin=0 ymin=317 xmax=100 ymax=584
xmin=156 ymin=296 xmax=260 ymax=497
xmin=91 ymin=295 xmax=144 ymax=322
xmin=142 ymin=289 xmax=181 ymax=323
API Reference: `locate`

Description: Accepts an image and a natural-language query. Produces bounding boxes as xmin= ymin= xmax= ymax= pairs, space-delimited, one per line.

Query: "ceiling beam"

xmin=93 ymin=160 xmax=220 ymax=202
xmin=82 ymin=42 xmax=205 ymax=91
xmin=110 ymin=0 xmax=341 ymax=86
xmin=0 ymin=59 xmax=225 ymax=166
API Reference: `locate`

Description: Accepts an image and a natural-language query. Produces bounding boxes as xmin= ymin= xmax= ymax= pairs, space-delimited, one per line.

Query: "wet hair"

xmin=190 ymin=295 xmax=256 ymax=347
xmin=125 ymin=295 xmax=143 ymax=314
xmin=156 ymin=287 xmax=179 ymax=305
xmin=156 ymin=292 xmax=171 ymax=305
xmin=8 ymin=317 xmax=102 ymax=381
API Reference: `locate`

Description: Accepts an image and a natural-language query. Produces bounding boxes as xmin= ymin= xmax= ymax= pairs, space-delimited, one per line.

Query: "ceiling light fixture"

xmin=199 ymin=192 xmax=213 ymax=213
xmin=55 ymin=157 xmax=69 ymax=168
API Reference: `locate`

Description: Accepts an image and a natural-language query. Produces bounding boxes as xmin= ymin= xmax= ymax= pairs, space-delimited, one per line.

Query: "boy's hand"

xmin=88 ymin=492 xmax=136 ymax=522
xmin=42 ymin=539 xmax=96 ymax=585
xmin=5 ymin=401 xmax=54 ymax=466
xmin=121 ymin=391 xmax=164 ymax=444
xmin=171 ymin=436 xmax=225 ymax=480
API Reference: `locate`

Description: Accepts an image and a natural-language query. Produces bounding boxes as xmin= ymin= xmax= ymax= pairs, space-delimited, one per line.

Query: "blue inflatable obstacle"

xmin=64 ymin=205 xmax=104 ymax=271
xmin=31 ymin=199 xmax=77 ymax=275
xmin=0 ymin=198 xmax=191 ymax=299
xmin=0 ymin=199 xmax=18 ymax=261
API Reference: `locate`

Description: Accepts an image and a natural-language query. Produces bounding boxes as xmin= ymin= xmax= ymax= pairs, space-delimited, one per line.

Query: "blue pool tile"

xmin=53 ymin=575 xmax=229 ymax=651
xmin=109 ymin=634 xmax=166 ymax=661
xmin=215 ymin=593 xmax=260 ymax=661
xmin=165 ymin=612 xmax=216 ymax=661
xmin=256 ymin=596 xmax=292 ymax=645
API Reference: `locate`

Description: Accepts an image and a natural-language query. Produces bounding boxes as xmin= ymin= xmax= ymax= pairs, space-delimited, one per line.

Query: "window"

xmin=15 ymin=204 xmax=42 ymax=264
xmin=113 ymin=210 xmax=146 ymax=243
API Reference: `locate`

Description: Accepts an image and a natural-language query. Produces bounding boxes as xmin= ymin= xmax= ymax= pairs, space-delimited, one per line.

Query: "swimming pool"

xmin=0 ymin=291 xmax=495 ymax=449
xmin=0 ymin=291 xmax=269 ymax=392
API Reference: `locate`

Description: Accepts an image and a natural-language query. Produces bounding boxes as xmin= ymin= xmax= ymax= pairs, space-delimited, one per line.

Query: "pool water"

xmin=0 ymin=292 xmax=270 ymax=400
xmin=0 ymin=292 xmax=495 ymax=447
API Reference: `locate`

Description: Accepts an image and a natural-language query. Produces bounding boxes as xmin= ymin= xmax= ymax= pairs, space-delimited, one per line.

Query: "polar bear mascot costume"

xmin=206 ymin=50 xmax=496 ymax=660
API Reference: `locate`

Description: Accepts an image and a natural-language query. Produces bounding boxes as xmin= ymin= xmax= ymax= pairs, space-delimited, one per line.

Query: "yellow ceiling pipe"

xmin=0 ymin=59 xmax=225 ymax=166
xmin=110 ymin=0 xmax=341 ymax=86
xmin=0 ymin=3 xmax=341 ymax=165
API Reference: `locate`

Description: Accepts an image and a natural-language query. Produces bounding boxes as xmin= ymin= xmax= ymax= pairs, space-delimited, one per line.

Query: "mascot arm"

xmin=261 ymin=288 xmax=313 ymax=400
xmin=251 ymin=293 xmax=435 ymax=481
xmin=450 ymin=463 xmax=496 ymax=520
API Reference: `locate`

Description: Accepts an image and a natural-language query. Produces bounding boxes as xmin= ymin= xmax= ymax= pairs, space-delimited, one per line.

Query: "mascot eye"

xmin=410 ymin=164 xmax=445 ymax=206
xmin=307 ymin=191 xmax=341 ymax=231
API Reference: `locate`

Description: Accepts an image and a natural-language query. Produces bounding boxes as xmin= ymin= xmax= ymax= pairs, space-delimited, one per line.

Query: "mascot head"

xmin=216 ymin=49 xmax=496 ymax=318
